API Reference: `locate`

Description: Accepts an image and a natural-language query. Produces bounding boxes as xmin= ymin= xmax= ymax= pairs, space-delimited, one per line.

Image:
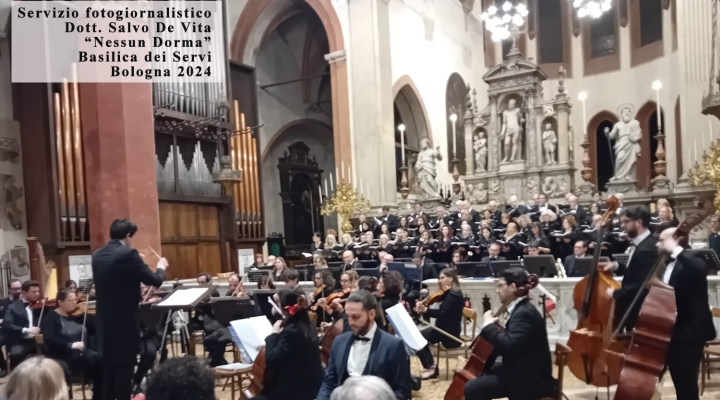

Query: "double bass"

xmin=612 ymin=197 xmax=713 ymax=400
xmin=444 ymin=273 xmax=539 ymax=400
xmin=565 ymin=196 xmax=626 ymax=386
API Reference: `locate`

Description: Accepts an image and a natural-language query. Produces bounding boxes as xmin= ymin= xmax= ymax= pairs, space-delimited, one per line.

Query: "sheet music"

xmin=157 ymin=288 xmax=208 ymax=307
xmin=229 ymin=316 xmax=273 ymax=362
xmin=386 ymin=303 xmax=428 ymax=354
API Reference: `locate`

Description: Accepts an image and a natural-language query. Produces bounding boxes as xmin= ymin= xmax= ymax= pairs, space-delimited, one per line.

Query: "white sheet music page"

xmin=386 ymin=303 xmax=428 ymax=353
xmin=157 ymin=288 xmax=209 ymax=307
xmin=229 ymin=316 xmax=273 ymax=362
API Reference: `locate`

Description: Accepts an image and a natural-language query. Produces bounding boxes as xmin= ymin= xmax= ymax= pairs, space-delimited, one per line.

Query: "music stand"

xmin=359 ymin=260 xmax=379 ymax=268
xmin=209 ymin=298 xmax=257 ymax=326
xmin=523 ymin=255 xmax=557 ymax=277
xmin=386 ymin=262 xmax=405 ymax=274
xmin=247 ymin=270 xmax=269 ymax=283
xmin=490 ymin=261 xmax=520 ymax=277
xmin=153 ymin=285 xmax=218 ymax=358
xmin=252 ymin=289 xmax=277 ymax=321
xmin=455 ymin=262 xmax=480 ymax=278
xmin=294 ymin=264 xmax=315 ymax=281
xmin=687 ymin=249 xmax=720 ymax=275
xmin=574 ymin=256 xmax=608 ymax=277
xmin=613 ymin=254 xmax=629 ymax=272
xmin=356 ymin=268 xmax=381 ymax=278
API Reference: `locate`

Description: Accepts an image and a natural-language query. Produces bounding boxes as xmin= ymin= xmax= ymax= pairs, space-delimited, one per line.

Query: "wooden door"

xmin=159 ymin=202 xmax=222 ymax=280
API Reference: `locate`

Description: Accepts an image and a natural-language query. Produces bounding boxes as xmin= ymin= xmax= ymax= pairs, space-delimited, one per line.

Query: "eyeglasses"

xmin=496 ymin=282 xmax=508 ymax=289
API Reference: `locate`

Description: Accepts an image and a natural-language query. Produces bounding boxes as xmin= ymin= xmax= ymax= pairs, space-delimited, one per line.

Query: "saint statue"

xmin=473 ymin=131 xmax=488 ymax=172
xmin=605 ymin=105 xmax=642 ymax=181
xmin=414 ymin=138 xmax=442 ymax=198
xmin=542 ymin=123 xmax=557 ymax=165
xmin=500 ymin=99 xmax=524 ymax=162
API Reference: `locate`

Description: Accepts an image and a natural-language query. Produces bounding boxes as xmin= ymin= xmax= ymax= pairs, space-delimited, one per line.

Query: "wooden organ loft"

xmin=10 ymin=6 xmax=265 ymax=283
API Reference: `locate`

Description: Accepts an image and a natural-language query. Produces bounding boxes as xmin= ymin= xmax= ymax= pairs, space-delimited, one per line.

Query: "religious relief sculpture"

xmin=542 ymin=123 xmax=558 ymax=165
xmin=541 ymin=176 xmax=567 ymax=198
xmin=414 ymin=138 xmax=443 ymax=198
xmin=2 ymin=175 xmax=23 ymax=230
xmin=605 ymin=105 xmax=642 ymax=181
xmin=500 ymin=99 xmax=524 ymax=162
xmin=466 ymin=183 xmax=488 ymax=204
xmin=473 ymin=131 xmax=488 ymax=172
xmin=489 ymin=179 xmax=500 ymax=195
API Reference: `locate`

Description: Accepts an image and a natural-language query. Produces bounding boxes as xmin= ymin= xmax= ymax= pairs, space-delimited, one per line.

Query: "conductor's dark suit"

xmin=613 ymin=231 xmax=658 ymax=331
xmin=665 ymin=250 xmax=716 ymax=400
xmin=464 ymin=298 xmax=556 ymax=400
xmin=316 ymin=327 xmax=411 ymax=400
xmin=92 ymin=240 xmax=165 ymax=400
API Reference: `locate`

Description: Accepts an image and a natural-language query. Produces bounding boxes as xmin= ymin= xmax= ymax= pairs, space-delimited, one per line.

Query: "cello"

xmin=565 ymin=196 xmax=626 ymax=386
xmin=444 ymin=273 xmax=539 ymax=400
xmin=612 ymin=196 xmax=713 ymax=400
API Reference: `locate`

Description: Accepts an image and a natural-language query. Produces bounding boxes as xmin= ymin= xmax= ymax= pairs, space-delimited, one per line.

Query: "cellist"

xmin=655 ymin=227 xmax=715 ymax=400
xmin=463 ymin=268 xmax=556 ymax=400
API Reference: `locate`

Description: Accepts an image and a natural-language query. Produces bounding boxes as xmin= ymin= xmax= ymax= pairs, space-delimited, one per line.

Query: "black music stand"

xmin=613 ymin=254 xmax=629 ymax=272
xmin=248 ymin=270 xmax=270 ymax=283
xmin=252 ymin=289 xmax=278 ymax=321
xmin=356 ymin=268 xmax=381 ymax=278
xmin=153 ymin=285 xmax=219 ymax=357
xmin=687 ymin=249 xmax=720 ymax=275
xmin=455 ymin=262 xmax=480 ymax=278
xmin=573 ymin=256 xmax=610 ymax=277
xmin=490 ymin=261 xmax=522 ymax=277
xmin=209 ymin=298 xmax=257 ymax=326
xmin=294 ymin=264 xmax=315 ymax=281
xmin=523 ymin=255 xmax=557 ymax=277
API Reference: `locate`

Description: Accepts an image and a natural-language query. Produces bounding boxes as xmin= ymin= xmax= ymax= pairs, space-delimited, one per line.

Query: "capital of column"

xmin=325 ymin=50 xmax=348 ymax=64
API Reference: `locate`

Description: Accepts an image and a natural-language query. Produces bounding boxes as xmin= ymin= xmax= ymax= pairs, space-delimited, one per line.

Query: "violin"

xmin=612 ymin=197 xmax=713 ymax=400
xmin=421 ymin=287 xmax=449 ymax=307
xmin=313 ymin=284 xmax=326 ymax=300
xmin=323 ymin=288 xmax=351 ymax=308
xmin=565 ymin=196 xmax=626 ymax=387
xmin=444 ymin=274 xmax=539 ymax=400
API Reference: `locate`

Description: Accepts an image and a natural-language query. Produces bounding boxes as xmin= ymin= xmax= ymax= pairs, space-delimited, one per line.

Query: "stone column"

xmin=525 ymin=88 xmax=538 ymax=166
xmin=489 ymin=94 xmax=499 ymax=171
xmin=80 ymin=83 xmax=161 ymax=253
xmin=464 ymin=108 xmax=474 ymax=174
xmin=555 ymin=102 xmax=570 ymax=165
xmin=347 ymin=0 xmax=396 ymax=205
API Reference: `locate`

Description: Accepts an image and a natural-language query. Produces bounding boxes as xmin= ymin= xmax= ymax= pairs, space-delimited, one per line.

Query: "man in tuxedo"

xmin=657 ymin=228 xmax=716 ymax=400
xmin=563 ymin=241 xmax=588 ymax=277
xmin=464 ymin=268 xmax=556 ymax=399
xmin=480 ymin=243 xmax=506 ymax=263
xmin=709 ymin=214 xmax=720 ymax=258
xmin=93 ymin=219 xmax=168 ymax=400
xmin=342 ymin=251 xmax=362 ymax=271
xmin=604 ymin=206 xmax=658 ymax=331
xmin=2 ymin=280 xmax=41 ymax=368
xmin=566 ymin=195 xmax=588 ymax=224
xmin=412 ymin=252 xmax=438 ymax=281
xmin=317 ymin=290 xmax=411 ymax=400
xmin=375 ymin=206 xmax=399 ymax=233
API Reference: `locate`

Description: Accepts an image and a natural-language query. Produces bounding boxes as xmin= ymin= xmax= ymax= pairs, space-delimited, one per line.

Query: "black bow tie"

xmin=490 ymin=257 xmax=496 ymax=261
xmin=353 ymin=335 xmax=370 ymax=343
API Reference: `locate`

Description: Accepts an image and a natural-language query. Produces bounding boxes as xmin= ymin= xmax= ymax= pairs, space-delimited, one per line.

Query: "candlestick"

xmin=399 ymin=124 xmax=406 ymax=164
xmin=329 ymin=173 xmax=334 ymax=191
xmin=324 ymin=178 xmax=328 ymax=197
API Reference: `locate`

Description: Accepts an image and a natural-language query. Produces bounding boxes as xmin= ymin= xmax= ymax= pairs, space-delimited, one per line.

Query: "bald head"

xmin=342 ymin=250 xmax=355 ymax=264
xmin=656 ymin=227 xmax=687 ymax=254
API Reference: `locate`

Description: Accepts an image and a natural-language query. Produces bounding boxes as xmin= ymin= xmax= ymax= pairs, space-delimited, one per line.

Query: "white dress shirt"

xmin=483 ymin=297 xmax=524 ymax=328
xmin=624 ymin=229 xmax=652 ymax=267
xmin=662 ymin=246 xmax=684 ymax=284
xmin=347 ymin=322 xmax=377 ymax=377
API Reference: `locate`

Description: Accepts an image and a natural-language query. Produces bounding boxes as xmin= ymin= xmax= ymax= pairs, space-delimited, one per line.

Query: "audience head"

xmin=254 ymin=253 xmax=264 ymax=264
xmin=22 ymin=280 xmax=41 ymax=303
xmin=382 ymin=253 xmax=394 ymax=264
xmin=4 ymin=357 xmax=69 ymax=400
xmin=574 ymin=240 xmax=588 ymax=257
xmin=109 ymin=219 xmax=138 ymax=244
xmin=592 ymin=214 xmax=603 ymax=228
xmin=345 ymin=290 xmax=378 ymax=336
xmin=145 ymin=356 xmax=215 ymax=400
xmin=274 ymin=257 xmax=287 ymax=271
xmin=497 ymin=267 xmax=530 ymax=302
xmin=451 ymin=250 xmax=462 ymax=264
xmin=592 ymin=191 xmax=602 ymax=203
xmin=380 ymin=271 xmax=404 ymax=298
xmin=381 ymin=206 xmax=390 ymax=215
xmin=196 ymin=273 xmax=212 ymax=286
xmin=314 ymin=255 xmax=328 ymax=269
xmin=619 ymin=205 xmax=651 ymax=238
xmin=266 ymin=255 xmax=277 ymax=265
xmin=538 ymin=193 xmax=548 ymax=204
xmin=56 ymin=289 xmax=77 ymax=314
xmin=414 ymin=202 xmax=422 ymax=213
xmin=64 ymin=280 xmax=78 ymax=292
xmin=283 ymin=268 xmax=300 ymax=288
xmin=8 ymin=279 xmax=21 ymax=300
xmin=527 ymin=243 xmax=540 ymax=256
xmin=562 ymin=215 xmax=577 ymax=230
xmin=568 ymin=195 xmax=579 ymax=207
xmin=488 ymin=242 xmax=501 ymax=258
xmin=658 ymin=205 xmax=673 ymax=221
xmin=342 ymin=250 xmax=355 ymax=265
xmin=488 ymin=200 xmax=498 ymax=211
xmin=313 ymin=232 xmax=322 ymax=243
xmin=330 ymin=376 xmax=395 ymax=400
xmin=541 ymin=209 xmax=558 ymax=222
xmin=325 ymin=234 xmax=337 ymax=246
xmin=436 ymin=206 xmax=447 ymax=217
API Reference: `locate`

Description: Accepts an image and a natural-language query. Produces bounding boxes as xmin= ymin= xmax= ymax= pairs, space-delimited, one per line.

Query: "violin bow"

xmin=80 ymin=284 xmax=93 ymax=346
xmin=142 ymin=246 xmax=162 ymax=302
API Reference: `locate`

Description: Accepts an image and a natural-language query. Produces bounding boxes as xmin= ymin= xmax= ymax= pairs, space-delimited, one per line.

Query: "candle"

xmin=318 ymin=184 xmax=323 ymax=201
xmin=341 ymin=161 xmax=345 ymax=181
xmin=655 ymin=90 xmax=661 ymax=131
xmin=452 ymin=123 xmax=457 ymax=157
xmin=335 ymin=167 xmax=339 ymax=183
xmin=360 ymin=178 xmax=364 ymax=196
xmin=324 ymin=178 xmax=328 ymax=197
xmin=695 ymin=140 xmax=698 ymax=163
xmin=347 ymin=166 xmax=351 ymax=184
xmin=329 ymin=173 xmax=334 ymax=191
xmin=367 ymin=183 xmax=370 ymax=200
xmin=399 ymin=124 xmax=406 ymax=164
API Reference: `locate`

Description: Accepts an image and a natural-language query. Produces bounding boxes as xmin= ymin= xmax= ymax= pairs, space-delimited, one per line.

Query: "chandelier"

xmin=480 ymin=2 xmax=529 ymax=42
xmin=574 ymin=0 xmax=612 ymax=19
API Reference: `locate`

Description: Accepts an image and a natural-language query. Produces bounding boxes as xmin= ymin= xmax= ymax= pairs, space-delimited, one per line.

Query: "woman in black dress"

xmin=251 ymin=288 xmax=324 ymax=400
xmin=41 ymin=289 xmax=102 ymax=400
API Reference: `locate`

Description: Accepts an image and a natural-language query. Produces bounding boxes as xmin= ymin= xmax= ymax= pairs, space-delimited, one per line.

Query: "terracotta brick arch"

xmin=229 ymin=0 xmax=352 ymax=171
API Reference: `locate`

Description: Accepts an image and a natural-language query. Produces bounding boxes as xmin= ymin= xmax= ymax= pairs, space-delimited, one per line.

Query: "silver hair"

xmin=329 ymin=376 xmax=395 ymax=400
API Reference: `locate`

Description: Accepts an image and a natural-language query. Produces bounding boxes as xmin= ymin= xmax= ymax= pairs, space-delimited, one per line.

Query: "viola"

xmin=444 ymin=274 xmax=539 ymax=400
xmin=566 ymin=196 xmax=626 ymax=387
xmin=612 ymin=197 xmax=713 ymax=400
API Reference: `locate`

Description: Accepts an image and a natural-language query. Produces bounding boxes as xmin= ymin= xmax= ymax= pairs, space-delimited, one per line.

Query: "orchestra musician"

xmin=563 ymin=240 xmax=589 ymax=278
xmin=411 ymin=251 xmax=438 ymax=281
xmin=42 ymin=289 xmax=102 ymax=400
xmin=65 ymin=280 xmax=78 ymax=293
xmin=2 ymin=280 xmax=42 ymax=368
xmin=342 ymin=251 xmax=362 ymax=272
xmin=283 ymin=269 xmax=301 ymax=289
xmin=481 ymin=243 xmax=506 ymax=263
xmin=464 ymin=268 xmax=556 ymax=400
xmin=413 ymin=268 xmax=464 ymax=380
xmin=0 ymin=278 xmax=22 ymax=376
xmin=227 ymin=274 xmax=249 ymax=298
xmin=249 ymin=288 xmax=324 ymax=400
xmin=656 ymin=228 xmax=716 ymax=400
xmin=92 ymin=219 xmax=168 ymax=400
xmin=311 ymin=271 xmax=336 ymax=326
xmin=316 ymin=290 xmax=411 ymax=400
xmin=135 ymin=283 xmax=167 ymax=395
xmin=603 ymin=206 xmax=659 ymax=331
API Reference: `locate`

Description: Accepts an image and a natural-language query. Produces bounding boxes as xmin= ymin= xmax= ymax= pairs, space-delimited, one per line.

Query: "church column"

xmin=556 ymin=102 xmax=570 ymax=165
xmin=525 ymin=88 xmax=538 ymax=166
xmin=464 ymin=105 xmax=475 ymax=174
xmin=80 ymin=83 xmax=161 ymax=253
xmin=347 ymin=0 xmax=396 ymax=205
xmin=489 ymin=94 xmax=500 ymax=171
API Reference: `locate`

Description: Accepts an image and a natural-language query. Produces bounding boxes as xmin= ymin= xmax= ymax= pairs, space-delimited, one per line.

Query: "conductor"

xmin=92 ymin=219 xmax=168 ymax=400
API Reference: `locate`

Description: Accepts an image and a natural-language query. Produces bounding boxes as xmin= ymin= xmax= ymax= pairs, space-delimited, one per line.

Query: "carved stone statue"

xmin=605 ymin=105 xmax=642 ymax=181
xmin=414 ymin=138 xmax=442 ymax=198
xmin=500 ymin=99 xmax=524 ymax=162
xmin=542 ymin=123 xmax=558 ymax=165
xmin=473 ymin=131 xmax=488 ymax=172
xmin=541 ymin=176 xmax=567 ymax=198
xmin=466 ymin=182 xmax=488 ymax=204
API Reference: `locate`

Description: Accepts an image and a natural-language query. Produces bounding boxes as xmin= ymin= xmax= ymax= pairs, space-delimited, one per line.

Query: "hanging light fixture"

xmin=480 ymin=1 xmax=529 ymax=42
xmin=573 ymin=0 xmax=612 ymax=19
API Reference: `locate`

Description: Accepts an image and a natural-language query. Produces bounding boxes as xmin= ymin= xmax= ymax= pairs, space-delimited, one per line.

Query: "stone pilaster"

xmin=556 ymin=102 xmax=570 ymax=165
xmin=525 ymin=87 xmax=538 ymax=166
xmin=489 ymin=94 xmax=499 ymax=171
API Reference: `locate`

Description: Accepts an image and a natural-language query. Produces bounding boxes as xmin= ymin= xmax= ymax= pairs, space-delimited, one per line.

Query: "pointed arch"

xmin=446 ymin=73 xmax=468 ymax=175
xmin=636 ymin=101 xmax=664 ymax=190
xmin=588 ymin=111 xmax=618 ymax=191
